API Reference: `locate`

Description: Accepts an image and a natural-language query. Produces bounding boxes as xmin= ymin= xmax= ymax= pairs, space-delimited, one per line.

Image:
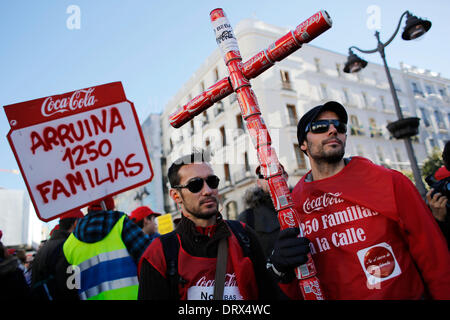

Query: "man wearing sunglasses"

xmin=269 ymin=101 xmax=450 ymax=299
xmin=138 ymin=151 xmax=284 ymax=300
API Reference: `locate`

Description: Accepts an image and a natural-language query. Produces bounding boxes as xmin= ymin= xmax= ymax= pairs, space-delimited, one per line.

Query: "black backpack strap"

xmin=226 ymin=220 xmax=251 ymax=257
xmin=159 ymin=231 xmax=181 ymax=300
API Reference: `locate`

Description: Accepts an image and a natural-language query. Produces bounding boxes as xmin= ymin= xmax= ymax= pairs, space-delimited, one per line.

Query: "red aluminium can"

xmin=242 ymin=50 xmax=274 ymax=79
xmin=236 ymin=87 xmax=261 ymax=119
xmin=267 ymin=175 xmax=294 ymax=211
xmin=278 ymin=206 xmax=299 ymax=229
xmin=169 ymin=106 xmax=191 ymax=128
xmin=299 ymin=276 xmax=325 ymax=300
xmin=245 ymin=115 xmax=271 ymax=148
xmin=293 ymin=10 xmax=332 ymax=44
xmin=266 ymin=32 xmax=300 ymax=63
xmin=256 ymin=145 xmax=281 ymax=178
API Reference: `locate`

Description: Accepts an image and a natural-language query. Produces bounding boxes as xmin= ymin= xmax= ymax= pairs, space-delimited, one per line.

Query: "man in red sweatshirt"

xmin=269 ymin=101 xmax=450 ymax=299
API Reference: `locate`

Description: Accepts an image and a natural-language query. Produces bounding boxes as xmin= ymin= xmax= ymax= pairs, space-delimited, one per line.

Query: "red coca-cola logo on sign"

xmin=41 ymin=88 xmax=97 ymax=117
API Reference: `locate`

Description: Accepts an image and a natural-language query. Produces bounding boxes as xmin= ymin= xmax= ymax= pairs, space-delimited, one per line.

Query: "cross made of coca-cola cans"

xmin=169 ymin=8 xmax=332 ymax=300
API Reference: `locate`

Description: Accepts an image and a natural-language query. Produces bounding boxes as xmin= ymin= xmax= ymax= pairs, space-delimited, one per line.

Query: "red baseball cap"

xmin=88 ymin=196 xmax=115 ymax=211
xmin=60 ymin=209 xmax=84 ymax=220
xmin=50 ymin=224 xmax=60 ymax=237
xmin=129 ymin=206 xmax=161 ymax=223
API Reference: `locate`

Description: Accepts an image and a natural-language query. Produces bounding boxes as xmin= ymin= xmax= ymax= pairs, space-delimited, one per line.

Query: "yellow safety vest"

xmin=63 ymin=215 xmax=138 ymax=300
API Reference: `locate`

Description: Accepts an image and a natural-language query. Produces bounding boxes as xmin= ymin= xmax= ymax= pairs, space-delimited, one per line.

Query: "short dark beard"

xmin=307 ymin=139 xmax=345 ymax=165
xmin=179 ymin=192 xmax=218 ymax=220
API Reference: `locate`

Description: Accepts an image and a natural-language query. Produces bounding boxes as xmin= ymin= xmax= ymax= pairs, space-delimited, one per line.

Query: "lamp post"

xmin=343 ymin=11 xmax=431 ymax=198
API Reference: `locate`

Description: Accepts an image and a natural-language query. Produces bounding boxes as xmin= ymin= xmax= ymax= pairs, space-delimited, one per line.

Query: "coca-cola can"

xmin=266 ymin=32 xmax=300 ymax=63
xmin=236 ymin=87 xmax=261 ymax=119
xmin=298 ymin=276 xmax=325 ymax=300
xmin=257 ymin=145 xmax=280 ymax=178
xmin=242 ymin=50 xmax=274 ymax=80
xmin=277 ymin=207 xmax=299 ymax=229
xmin=229 ymin=69 xmax=250 ymax=91
xmin=206 ymin=77 xmax=233 ymax=104
xmin=293 ymin=10 xmax=332 ymax=45
xmin=169 ymin=106 xmax=191 ymax=128
xmin=245 ymin=115 xmax=271 ymax=148
xmin=267 ymin=175 xmax=294 ymax=211
xmin=186 ymin=92 xmax=211 ymax=117
xmin=296 ymin=253 xmax=318 ymax=279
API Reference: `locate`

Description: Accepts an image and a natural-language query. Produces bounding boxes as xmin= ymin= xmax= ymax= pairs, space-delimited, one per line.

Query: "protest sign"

xmin=156 ymin=214 xmax=174 ymax=235
xmin=4 ymin=82 xmax=153 ymax=221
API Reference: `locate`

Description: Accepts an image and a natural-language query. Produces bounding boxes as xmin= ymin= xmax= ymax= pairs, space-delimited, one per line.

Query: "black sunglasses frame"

xmin=305 ymin=119 xmax=347 ymax=134
xmin=173 ymin=175 xmax=220 ymax=193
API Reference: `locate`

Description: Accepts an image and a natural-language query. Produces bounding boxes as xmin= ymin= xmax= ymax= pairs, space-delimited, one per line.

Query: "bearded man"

xmin=138 ymin=151 xmax=290 ymax=300
xmin=268 ymin=101 xmax=450 ymax=300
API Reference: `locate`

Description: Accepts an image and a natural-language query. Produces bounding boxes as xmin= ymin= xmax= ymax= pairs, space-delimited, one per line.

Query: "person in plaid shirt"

xmin=55 ymin=196 xmax=151 ymax=300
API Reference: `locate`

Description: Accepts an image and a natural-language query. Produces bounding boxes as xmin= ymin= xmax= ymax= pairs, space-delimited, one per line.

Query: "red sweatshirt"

xmin=289 ymin=157 xmax=450 ymax=299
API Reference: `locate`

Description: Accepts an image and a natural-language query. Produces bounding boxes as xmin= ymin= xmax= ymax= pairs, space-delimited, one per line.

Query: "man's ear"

xmin=300 ymin=139 xmax=308 ymax=153
xmin=170 ymin=188 xmax=182 ymax=205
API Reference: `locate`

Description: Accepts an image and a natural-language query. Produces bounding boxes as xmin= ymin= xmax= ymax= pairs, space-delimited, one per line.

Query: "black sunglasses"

xmin=305 ymin=119 xmax=347 ymax=134
xmin=173 ymin=175 xmax=220 ymax=193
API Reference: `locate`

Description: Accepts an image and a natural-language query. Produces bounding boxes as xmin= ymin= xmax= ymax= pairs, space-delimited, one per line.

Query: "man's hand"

xmin=426 ymin=188 xmax=448 ymax=222
xmin=270 ymin=228 xmax=310 ymax=274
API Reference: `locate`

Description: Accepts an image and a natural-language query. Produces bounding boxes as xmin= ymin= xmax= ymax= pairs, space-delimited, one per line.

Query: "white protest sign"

xmin=4 ymin=82 xmax=153 ymax=221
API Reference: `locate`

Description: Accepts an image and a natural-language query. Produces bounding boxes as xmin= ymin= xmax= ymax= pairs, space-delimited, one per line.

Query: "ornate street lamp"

xmin=343 ymin=11 xmax=431 ymax=198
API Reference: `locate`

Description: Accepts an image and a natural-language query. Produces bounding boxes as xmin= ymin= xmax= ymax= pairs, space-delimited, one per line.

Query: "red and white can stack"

xmin=210 ymin=8 xmax=325 ymax=300
xmin=169 ymin=10 xmax=332 ymax=129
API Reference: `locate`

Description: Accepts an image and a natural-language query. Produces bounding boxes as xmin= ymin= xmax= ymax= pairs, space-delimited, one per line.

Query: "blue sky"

xmin=1 ymin=0 xmax=449 ymax=191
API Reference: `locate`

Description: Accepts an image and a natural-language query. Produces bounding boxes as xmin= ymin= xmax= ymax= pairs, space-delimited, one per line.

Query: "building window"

xmin=411 ymin=82 xmax=424 ymax=96
xmin=280 ymin=70 xmax=292 ymax=90
xmin=214 ymin=67 xmax=220 ymax=82
xmin=343 ymin=88 xmax=350 ymax=104
xmin=336 ymin=63 xmax=342 ymax=77
xmin=244 ymin=152 xmax=250 ymax=172
xmin=362 ymin=92 xmax=369 ymax=108
xmin=314 ymin=58 xmax=321 ymax=73
xmin=320 ymin=83 xmax=328 ymax=100
xmin=220 ymin=126 xmax=226 ymax=146
xmin=286 ymin=104 xmax=298 ymax=126
xmin=224 ymin=163 xmax=231 ymax=182
xmin=202 ymin=111 xmax=209 ymax=126
xmin=226 ymin=201 xmax=237 ymax=220
xmin=425 ymin=84 xmax=434 ymax=95
xmin=236 ymin=114 xmax=245 ymax=135
xmin=439 ymin=88 xmax=447 ymax=97
xmin=420 ymin=108 xmax=430 ymax=127
xmin=350 ymin=115 xmax=364 ymax=136
xmin=369 ymin=118 xmax=382 ymax=138
xmin=214 ymin=101 xmax=224 ymax=116
xmin=200 ymin=81 xmax=205 ymax=92
xmin=294 ymin=144 xmax=306 ymax=169
xmin=380 ymin=96 xmax=387 ymax=111
xmin=434 ymin=110 xmax=446 ymax=129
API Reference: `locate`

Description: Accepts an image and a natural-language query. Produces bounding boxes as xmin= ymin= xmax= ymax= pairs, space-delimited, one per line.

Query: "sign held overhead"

xmin=4 ymin=82 xmax=153 ymax=222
